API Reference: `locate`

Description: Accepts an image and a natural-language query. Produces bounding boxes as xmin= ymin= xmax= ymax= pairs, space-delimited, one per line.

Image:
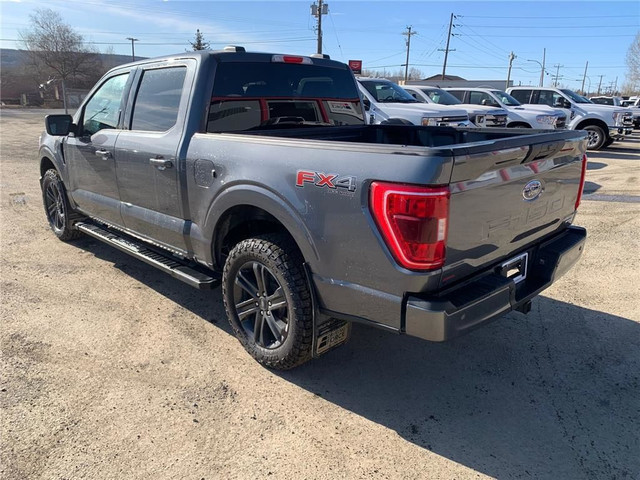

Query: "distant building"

xmin=405 ymin=74 xmax=513 ymax=90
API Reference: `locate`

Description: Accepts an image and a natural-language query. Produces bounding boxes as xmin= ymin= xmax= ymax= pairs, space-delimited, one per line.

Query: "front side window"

xmin=360 ymin=80 xmax=417 ymax=103
xmin=468 ymin=91 xmax=499 ymax=107
xmin=131 ymin=67 xmax=187 ymax=132
xmin=491 ymin=90 xmax=521 ymax=106
xmin=82 ymin=73 xmax=130 ymax=136
xmin=426 ymin=88 xmax=463 ymax=105
xmin=538 ymin=90 xmax=565 ymax=107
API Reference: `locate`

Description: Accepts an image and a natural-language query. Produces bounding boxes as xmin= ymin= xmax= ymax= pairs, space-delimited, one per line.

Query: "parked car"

xmin=442 ymin=87 xmax=566 ymax=130
xmin=356 ymin=78 xmax=472 ymax=127
xmin=401 ymin=85 xmax=509 ymax=128
xmin=621 ymin=98 xmax=640 ymax=129
xmin=39 ymin=48 xmax=588 ymax=369
xmin=589 ymin=96 xmax=624 ymax=107
xmin=507 ymin=86 xmax=633 ymax=149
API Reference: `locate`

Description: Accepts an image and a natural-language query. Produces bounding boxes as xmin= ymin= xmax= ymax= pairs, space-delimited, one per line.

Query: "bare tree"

xmin=622 ymin=32 xmax=640 ymax=95
xmin=190 ymin=29 xmax=210 ymax=51
xmin=20 ymin=8 xmax=100 ymax=112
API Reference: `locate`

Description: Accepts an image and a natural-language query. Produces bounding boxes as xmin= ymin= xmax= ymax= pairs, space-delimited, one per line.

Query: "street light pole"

xmin=126 ymin=37 xmax=139 ymax=62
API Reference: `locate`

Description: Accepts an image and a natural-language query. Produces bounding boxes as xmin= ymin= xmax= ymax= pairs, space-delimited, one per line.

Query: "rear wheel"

xmin=584 ymin=125 xmax=606 ymax=150
xmin=222 ymin=234 xmax=313 ymax=369
xmin=41 ymin=169 xmax=81 ymax=241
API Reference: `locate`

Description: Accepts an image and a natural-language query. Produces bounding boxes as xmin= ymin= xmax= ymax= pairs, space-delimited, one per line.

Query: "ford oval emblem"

xmin=523 ymin=180 xmax=543 ymax=201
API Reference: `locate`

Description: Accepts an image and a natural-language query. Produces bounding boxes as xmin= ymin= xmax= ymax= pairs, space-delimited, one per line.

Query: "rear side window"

xmin=131 ymin=67 xmax=187 ymax=132
xmin=447 ymin=90 xmax=466 ymax=102
xmin=208 ymin=62 xmax=363 ymax=132
xmin=509 ymin=89 xmax=532 ymax=104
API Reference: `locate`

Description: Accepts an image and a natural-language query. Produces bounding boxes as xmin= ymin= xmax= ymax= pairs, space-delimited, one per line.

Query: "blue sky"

xmin=1 ymin=0 xmax=638 ymax=92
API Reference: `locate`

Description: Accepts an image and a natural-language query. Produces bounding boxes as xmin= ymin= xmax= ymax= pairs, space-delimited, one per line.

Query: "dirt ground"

xmin=1 ymin=110 xmax=639 ymax=480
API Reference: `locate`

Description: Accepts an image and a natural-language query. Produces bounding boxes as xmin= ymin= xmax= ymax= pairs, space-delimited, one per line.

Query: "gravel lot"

xmin=1 ymin=109 xmax=639 ymax=480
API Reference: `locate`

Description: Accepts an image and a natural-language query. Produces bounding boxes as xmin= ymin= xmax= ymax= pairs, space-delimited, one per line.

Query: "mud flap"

xmin=304 ymin=263 xmax=351 ymax=357
xmin=314 ymin=318 xmax=351 ymax=356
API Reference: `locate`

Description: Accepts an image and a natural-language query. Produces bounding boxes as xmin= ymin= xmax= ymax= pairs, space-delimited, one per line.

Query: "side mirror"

xmin=563 ymin=99 xmax=572 ymax=109
xmin=45 ymin=114 xmax=75 ymax=136
xmin=363 ymin=98 xmax=371 ymax=111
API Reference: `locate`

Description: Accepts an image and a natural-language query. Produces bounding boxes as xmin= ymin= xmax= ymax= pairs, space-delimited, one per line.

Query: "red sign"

xmin=348 ymin=60 xmax=362 ymax=74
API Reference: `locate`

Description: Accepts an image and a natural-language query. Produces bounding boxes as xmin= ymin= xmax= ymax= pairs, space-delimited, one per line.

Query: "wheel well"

xmin=213 ymin=205 xmax=301 ymax=269
xmin=40 ymin=157 xmax=56 ymax=178
xmin=507 ymin=122 xmax=531 ymax=128
xmin=575 ymin=118 xmax=609 ymax=135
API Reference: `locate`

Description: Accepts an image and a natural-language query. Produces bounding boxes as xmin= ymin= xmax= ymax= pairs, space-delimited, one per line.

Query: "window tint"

xmin=82 ymin=73 xmax=129 ymax=136
xmin=468 ymin=91 xmax=499 ymax=106
xmin=509 ymin=89 xmax=532 ymax=104
xmin=447 ymin=90 xmax=466 ymax=102
xmin=131 ymin=67 xmax=186 ymax=132
xmin=537 ymin=90 xmax=565 ymax=107
xmin=208 ymin=62 xmax=363 ymax=132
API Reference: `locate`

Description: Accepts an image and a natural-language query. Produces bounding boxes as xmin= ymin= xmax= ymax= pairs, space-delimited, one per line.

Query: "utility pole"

xmin=505 ymin=51 xmax=516 ymax=90
xmin=553 ymin=63 xmax=563 ymax=86
xmin=402 ymin=26 xmax=417 ymax=83
xmin=440 ymin=13 xmax=456 ymax=80
xmin=311 ymin=0 xmax=328 ymax=55
xmin=597 ymin=74 xmax=605 ymax=95
xmin=126 ymin=37 xmax=138 ymax=62
xmin=581 ymin=61 xmax=589 ymax=95
xmin=540 ymin=48 xmax=546 ymax=87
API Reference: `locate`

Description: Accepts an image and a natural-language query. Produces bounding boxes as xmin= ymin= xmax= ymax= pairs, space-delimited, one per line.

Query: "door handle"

xmin=149 ymin=157 xmax=173 ymax=170
xmin=95 ymin=149 xmax=111 ymax=159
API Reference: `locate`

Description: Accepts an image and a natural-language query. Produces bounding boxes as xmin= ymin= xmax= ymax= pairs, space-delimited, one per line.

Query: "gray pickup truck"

xmin=39 ymin=48 xmax=588 ymax=369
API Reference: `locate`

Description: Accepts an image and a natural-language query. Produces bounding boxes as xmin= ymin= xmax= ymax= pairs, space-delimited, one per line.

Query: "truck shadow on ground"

xmin=281 ymin=299 xmax=639 ymax=480
xmin=72 ymin=238 xmax=638 ymax=479
xmin=588 ymin=147 xmax=639 ymax=161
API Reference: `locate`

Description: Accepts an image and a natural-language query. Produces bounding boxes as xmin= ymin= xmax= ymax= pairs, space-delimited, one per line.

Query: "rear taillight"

xmin=575 ymin=153 xmax=587 ymax=210
xmin=370 ymin=182 xmax=450 ymax=271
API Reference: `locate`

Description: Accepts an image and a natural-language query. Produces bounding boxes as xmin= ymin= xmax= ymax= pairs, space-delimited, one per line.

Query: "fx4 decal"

xmin=296 ymin=170 xmax=357 ymax=192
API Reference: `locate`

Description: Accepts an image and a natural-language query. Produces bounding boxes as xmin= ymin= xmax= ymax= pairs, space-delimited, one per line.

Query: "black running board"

xmin=76 ymin=222 xmax=220 ymax=290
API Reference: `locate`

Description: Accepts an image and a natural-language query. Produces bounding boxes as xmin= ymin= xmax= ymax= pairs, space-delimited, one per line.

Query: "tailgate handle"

xmin=149 ymin=157 xmax=173 ymax=170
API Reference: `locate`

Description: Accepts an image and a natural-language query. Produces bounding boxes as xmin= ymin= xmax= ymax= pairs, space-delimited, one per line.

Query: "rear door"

xmin=65 ymin=71 xmax=132 ymax=226
xmin=115 ymin=61 xmax=194 ymax=252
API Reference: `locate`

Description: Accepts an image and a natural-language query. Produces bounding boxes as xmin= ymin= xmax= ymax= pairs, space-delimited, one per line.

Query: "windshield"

xmin=359 ymin=80 xmax=418 ymax=103
xmin=560 ymin=89 xmax=592 ymax=104
xmin=491 ymin=90 xmax=521 ymax=106
xmin=421 ymin=88 xmax=462 ymax=105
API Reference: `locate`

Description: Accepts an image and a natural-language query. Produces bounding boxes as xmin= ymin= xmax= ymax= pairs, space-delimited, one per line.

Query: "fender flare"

xmin=201 ymin=184 xmax=320 ymax=267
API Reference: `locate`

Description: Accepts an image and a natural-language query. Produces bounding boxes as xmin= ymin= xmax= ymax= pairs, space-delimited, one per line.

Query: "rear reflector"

xmin=370 ymin=182 xmax=450 ymax=270
xmin=575 ymin=153 xmax=587 ymax=210
xmin=272 ymin=55 xmax=312 ymax=65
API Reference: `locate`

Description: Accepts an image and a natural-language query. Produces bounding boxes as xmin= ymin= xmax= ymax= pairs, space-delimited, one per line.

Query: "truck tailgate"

xmin=441 ymin=131 xmax=587 ymax=288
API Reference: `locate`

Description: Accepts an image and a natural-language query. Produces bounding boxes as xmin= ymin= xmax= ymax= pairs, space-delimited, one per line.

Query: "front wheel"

xmin=41 ymin=169 xmax=81 ymax=241
xmin=584 ymin=125 xmax=606 ymax=150
xmin=222 ymin=234 xmax=313 ymax=369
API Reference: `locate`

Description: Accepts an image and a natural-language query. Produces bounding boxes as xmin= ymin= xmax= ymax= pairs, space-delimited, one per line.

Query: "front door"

xmin=65 ymin=72 xmax=131 ymax=226
xmin=115 ymin=63 xmax=192 ymax=252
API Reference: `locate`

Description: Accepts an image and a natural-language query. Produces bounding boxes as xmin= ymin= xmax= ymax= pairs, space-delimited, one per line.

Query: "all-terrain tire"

xmin=222 ymin=234 xmax=313 ymax=370
xmin=41 ymin=169 xmax=82 ymax=241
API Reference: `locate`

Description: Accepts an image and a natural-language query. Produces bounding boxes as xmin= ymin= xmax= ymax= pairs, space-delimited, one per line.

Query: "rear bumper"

xmin=404 ymin=226 xmax=587 ymax=341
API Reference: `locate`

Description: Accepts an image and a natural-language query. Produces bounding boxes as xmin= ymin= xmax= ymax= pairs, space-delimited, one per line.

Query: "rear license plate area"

xmin=498 ymin=252 xmax=528 ymax=284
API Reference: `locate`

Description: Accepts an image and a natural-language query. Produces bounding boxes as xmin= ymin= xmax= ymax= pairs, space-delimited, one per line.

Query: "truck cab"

xmin=356 ymin=78 xmax=472 ymax=127
xmin=443 ymin=87 xmax=567 ymax=130
xmin=507 ymin=86 xmax=633 ymax=150
xmin=401 ymin=85 xmax=509 ymax=128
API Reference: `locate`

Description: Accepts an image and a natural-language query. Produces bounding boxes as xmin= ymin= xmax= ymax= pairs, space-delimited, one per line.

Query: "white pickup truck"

xmin=401 ymin=85 xmax=509 ymax=128
xmin=507 ymin=87 xmax=633 ymax=150
xmin=443 ymin=87 xmax=567 ymax=130
xmin=356 ymin=78 xmax=473 ymax=127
